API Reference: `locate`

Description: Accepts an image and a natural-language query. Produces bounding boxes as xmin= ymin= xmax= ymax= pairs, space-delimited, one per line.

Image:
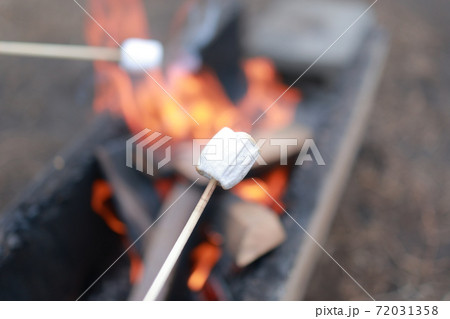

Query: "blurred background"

xmin=1 ymin=0 xmax=450 ymax=300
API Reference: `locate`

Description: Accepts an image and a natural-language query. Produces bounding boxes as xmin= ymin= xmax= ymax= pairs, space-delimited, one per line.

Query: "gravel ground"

xmin=1 ymin=0 xmax=450 ymax=300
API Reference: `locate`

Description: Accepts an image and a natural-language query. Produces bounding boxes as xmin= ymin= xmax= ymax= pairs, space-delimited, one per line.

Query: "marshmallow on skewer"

xmin=0 ymin=38 xmax=164 ymax=73
xmin=119 ymin=38 xmax=164 ymax=72
xmin=197 ymin=127 xmax=260 ymax=189
xmin=144 ymin=127 xmax=259 ymax=301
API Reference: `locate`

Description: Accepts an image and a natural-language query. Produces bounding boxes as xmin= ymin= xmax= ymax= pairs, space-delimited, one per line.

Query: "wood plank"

xmin=128 ymin=182 xmax=202 ymax=300
xmin=95 ymin=140 xmax=158 ymax=247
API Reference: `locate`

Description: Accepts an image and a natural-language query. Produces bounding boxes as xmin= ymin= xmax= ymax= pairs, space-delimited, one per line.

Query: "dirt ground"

xmin=1 ymin=0 xmax=450 ymax=300
xmin=306 ymin=0 xmax=450 ymax=300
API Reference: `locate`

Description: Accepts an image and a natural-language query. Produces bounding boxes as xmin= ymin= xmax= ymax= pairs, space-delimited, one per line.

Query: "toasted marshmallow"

xmin=197 ymin=127 xmax=259 ymax=190
xmin=120 ymin=38 xmax=163 ymax=72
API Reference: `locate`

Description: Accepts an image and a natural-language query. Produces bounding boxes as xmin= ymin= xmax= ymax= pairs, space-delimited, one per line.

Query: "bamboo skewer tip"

xmin=143 ymin=179 xmax=217 ymax=301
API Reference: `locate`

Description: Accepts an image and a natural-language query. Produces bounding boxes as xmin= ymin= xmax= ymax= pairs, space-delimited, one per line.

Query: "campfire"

xmin=0 ymin=0 xmax=387 ymax=301
xmin=82 ymin=0 xmax=307 ymax=301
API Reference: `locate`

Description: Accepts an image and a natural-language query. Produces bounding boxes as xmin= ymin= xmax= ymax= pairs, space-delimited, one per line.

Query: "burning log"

xmin=95 ymin=139 xmax=160 ymax=248
xmin=225 ymin=200 xmax=286 ymax=268
xmin=0 ymin=39 xmax=163 ymax=72
xmin=254 ymin=124 xmax=311 ymax=168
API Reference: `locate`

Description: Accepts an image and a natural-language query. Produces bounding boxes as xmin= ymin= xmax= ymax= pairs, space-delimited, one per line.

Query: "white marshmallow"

xmin=197 ymin=127 xmax=260 ymax=190
xmin=120 ymin=38 xmax=163 ymax=72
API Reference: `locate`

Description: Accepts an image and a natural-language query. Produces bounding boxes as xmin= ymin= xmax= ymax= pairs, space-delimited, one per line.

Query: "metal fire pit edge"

xmin=226 ymin=29 xmax=389 ymax=301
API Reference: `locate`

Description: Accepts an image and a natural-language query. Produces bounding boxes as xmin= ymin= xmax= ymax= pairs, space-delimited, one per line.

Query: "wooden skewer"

xmin=0 ymin=41 xmax=120 ymax=61
xmin=143 ymin=178 xmax=218 ymax=301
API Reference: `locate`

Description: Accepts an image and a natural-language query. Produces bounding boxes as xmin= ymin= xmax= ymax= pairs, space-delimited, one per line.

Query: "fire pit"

xmin=0 ymin=0 xmax=388 ymax=300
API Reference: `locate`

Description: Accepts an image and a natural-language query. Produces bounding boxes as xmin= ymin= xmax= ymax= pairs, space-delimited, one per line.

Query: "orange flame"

xmin=91 ymin=179 xmax=143 ymax=284
xmin=239 ymin=58 xmax=301 ymax=131
xmin=128 ymin=247 xmax=144 ymax=284
xmin=231 ymin=179 xmax=272 ymax=207
xmin=85 ymin=0 xmax=149 ymax=47
xmin=91 ymin=179 xmax=127 ymax=235
xmin=154 ymin=177 xmax=176 ymax=201
xmin=231 ymin=167 xmax=289 ymax=214
xmin=84 ymin=0 xmax=302 ymax=140
xmin=187 ymin=233 xmax=222 ymax=292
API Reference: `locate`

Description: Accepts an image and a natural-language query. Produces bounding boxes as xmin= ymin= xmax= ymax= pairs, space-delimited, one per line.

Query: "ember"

xmin=187 ymin=233 xmax=222 ymax=292
xmin=91 ymin=179 xmax=143 ymax=284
